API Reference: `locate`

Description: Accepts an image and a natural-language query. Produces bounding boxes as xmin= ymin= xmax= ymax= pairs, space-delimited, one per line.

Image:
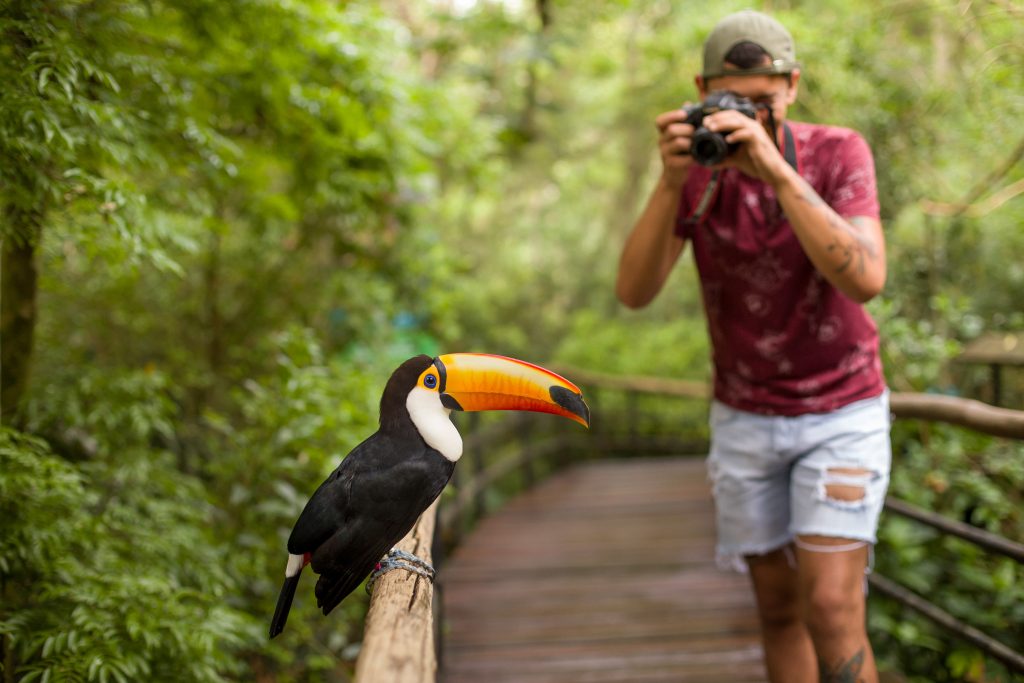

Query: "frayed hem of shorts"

xmin=715 ymin=535 xmax=794 ymax=574
xmin=790 ymin=527 xmax=877 ymax=546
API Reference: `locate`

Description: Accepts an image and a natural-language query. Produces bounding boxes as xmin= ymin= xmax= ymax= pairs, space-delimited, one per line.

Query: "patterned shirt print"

xmin=675 ymin=122 xmax=885 ymax=416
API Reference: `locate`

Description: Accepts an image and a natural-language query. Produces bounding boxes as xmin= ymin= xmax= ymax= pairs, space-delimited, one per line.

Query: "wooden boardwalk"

xmin=440 ymin=456 xmax=768 ymax=683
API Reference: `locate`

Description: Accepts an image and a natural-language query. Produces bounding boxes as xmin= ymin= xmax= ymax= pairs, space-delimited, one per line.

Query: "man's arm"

xmin=616 ymin=110 xmax=695 ymax=309
xmin=706 ymin=111 xmax=886 ymax=302
xmin=616 ymin=176 xmax=688 ymax=308
xmin=772 ymin=166 xmax=886 ymax=303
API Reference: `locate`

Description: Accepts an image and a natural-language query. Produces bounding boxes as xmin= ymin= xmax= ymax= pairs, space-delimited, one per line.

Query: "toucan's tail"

xmin=270 ymin=573 xmax=302 ymax=639
xmin=314 ymin=567 xmax=367 ymax=616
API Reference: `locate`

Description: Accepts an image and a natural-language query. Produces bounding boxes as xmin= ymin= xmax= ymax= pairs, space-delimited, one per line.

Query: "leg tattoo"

xmin=818 ymin=647 xmax=865 ymax=683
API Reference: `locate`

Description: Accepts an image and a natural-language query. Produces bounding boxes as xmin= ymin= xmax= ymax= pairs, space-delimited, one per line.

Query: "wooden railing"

xmin=888 ymin=392 xmax=1024 ymax=439
xmin=350 ymin=410 xmax=594 ymax=683
xmin=353 ymin=369 xmax=1024 ymax=681
xmin=353 ymin=501 xmax=438 ymax=683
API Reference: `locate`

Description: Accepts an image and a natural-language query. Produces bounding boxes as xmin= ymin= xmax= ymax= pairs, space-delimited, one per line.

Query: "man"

xmin=616 ymin=10 xmax=891 ymax=683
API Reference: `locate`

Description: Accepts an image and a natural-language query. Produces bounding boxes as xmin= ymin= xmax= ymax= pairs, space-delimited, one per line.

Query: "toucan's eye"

xmin=424 ymin=374 xmax=438 ymax=389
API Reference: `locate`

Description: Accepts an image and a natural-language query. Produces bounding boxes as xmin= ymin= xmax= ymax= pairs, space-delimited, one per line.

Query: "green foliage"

xmin=198 ymin=327 xmax=400 ymax=677
xmin=4 ymin=0 xmax=453 ymax=679
xmin=4 ymin=0 xmax=1024 ymax=680
xmin=872 ymin=423 xmax=1024 ymax=682
xmin=870 ymin=294 xmax=981 ymax=392
xmin=0 ymin=429 xmax=253 ymax=683
xmin=555 ymin=303 xmax=709 ymax=378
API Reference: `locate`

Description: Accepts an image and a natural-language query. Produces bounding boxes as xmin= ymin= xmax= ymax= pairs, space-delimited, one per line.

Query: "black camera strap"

xmin=684 ymin=121 xmax=797 ymax=228
xmin=781 ymin=121 xmax=797 ymax=171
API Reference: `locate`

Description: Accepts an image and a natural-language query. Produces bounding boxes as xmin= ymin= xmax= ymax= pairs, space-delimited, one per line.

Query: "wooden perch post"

xmin=353 ymin=500 xmax=438 ymax=683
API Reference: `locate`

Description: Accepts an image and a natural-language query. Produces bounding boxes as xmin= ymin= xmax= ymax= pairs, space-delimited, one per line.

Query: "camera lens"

xmin=691 ymin=128 xmax=730 ymax=166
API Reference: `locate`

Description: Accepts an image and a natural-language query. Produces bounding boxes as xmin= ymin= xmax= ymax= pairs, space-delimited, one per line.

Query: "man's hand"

xmin=654 ymin=109 xmax=697 ymax=188
xmin=702 ymin=109 xmax=790 ymax=186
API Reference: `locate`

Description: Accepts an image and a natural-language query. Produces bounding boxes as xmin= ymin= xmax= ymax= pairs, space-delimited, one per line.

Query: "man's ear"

xmin=785 ymin=68 xmax=801 ymax=104
xmin=694 ymin=75 xmax=708 ymax=99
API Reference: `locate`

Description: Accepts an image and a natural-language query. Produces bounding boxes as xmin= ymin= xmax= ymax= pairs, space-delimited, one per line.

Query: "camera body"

xmin=682 ymin=91 xmax=760 ymax=166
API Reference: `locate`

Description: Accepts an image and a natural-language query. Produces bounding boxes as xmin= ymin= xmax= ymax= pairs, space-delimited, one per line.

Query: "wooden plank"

xmin=439 ymin=457 xmax=767 ymax=683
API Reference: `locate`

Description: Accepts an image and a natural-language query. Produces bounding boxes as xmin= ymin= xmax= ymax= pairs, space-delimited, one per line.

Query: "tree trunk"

xmin=516 ymin=0 xmax=553 ymax=145
xmin=1 ymin=210 xmax=42 ymax=427
xmin=204 ymin=226 xmax=224 ymax=377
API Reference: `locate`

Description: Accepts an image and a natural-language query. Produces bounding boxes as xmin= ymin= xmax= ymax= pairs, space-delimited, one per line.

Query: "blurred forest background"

xmin=2 ymin=0 xmax=1022 ymax=681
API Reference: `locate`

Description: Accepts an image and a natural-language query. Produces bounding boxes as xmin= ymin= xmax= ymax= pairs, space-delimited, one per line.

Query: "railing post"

xmin=990 ymin=362 xmax=1002 ymax=406
xmin=431 ymin=515 xmax=446 ymax=674
xmin=354 ymin=501 xmax=438 ymax=683
xmin=627 ymin=390 xmax=638 ymax=446
xmin=588 ymin=386 xmax=602 ymax=457
xmin=446 ymin=459 xmax=462 ymax=548
xmin=520 ymin=414 xmax=534 ymax=489
xmin=470 ymin=413 xmax=485 ymax=521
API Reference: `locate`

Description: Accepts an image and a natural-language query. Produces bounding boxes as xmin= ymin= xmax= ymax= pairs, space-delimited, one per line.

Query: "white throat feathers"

xmin=405 ymin=386 xmax=463 ymax=462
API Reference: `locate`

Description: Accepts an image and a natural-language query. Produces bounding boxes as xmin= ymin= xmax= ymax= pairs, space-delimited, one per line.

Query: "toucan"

xmin=269 ymin=353 xmax=589 ymax=638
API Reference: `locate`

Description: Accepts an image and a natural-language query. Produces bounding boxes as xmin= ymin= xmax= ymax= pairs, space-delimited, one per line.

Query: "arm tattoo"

xmin=819 ymin=647 xmax=866 ymax=683
xmin=827 ymin=215 xmax=878 ymax=275
xmin=796 ymin=179 xmax=878 ymax=275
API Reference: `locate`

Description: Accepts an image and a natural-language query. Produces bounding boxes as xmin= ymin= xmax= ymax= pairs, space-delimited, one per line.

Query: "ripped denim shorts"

xmin=706 ymin=390 xmax=892 ymax=573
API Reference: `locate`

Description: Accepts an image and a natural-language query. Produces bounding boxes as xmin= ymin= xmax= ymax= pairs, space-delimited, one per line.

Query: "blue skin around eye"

xmin=424 ymin=375 xmax=437 ymax=388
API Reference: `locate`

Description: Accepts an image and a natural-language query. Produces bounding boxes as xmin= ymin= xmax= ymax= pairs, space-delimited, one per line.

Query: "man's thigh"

xmin=789 ymin=392 xmax=892 ymax=544
xmin=707 ymin=401 xmax=793 ymax=569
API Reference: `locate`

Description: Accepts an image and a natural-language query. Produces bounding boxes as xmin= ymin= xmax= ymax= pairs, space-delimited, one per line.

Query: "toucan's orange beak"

xmin=433 ymin=353 xmax=589 ymax=428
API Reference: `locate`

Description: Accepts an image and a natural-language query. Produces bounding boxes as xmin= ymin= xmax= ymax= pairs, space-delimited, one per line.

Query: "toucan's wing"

xmin=285 ymin=433 xmax=378 ymax=555
xmin=311 ymin=443 xmax=454 ymax=613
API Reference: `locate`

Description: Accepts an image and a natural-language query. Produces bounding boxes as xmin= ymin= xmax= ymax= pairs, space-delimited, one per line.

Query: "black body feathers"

xmin=269 ymin=355 xmax=454 ymax=636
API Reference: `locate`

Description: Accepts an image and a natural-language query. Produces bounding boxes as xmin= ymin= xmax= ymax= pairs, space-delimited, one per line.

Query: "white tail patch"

xmin=285 ymin=553 xmax=305 ymax=578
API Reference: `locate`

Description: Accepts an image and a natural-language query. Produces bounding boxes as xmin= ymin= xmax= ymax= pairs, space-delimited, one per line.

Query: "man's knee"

xmin=800 ymin=572 xmax=864 ymax=640
xmin=795 ymin=537 xmax=869 ymax=639
xmin=747 ymin=547 xmax=802 ymax=629
xmin=758 ymin=594 xmax=802 ymax=633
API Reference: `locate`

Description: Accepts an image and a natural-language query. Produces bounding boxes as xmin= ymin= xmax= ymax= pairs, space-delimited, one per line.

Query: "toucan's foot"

xmin=365 ymin=548 xmax=436 ymax=594
xmin=384 ymin=548 xmax=435 ymax=573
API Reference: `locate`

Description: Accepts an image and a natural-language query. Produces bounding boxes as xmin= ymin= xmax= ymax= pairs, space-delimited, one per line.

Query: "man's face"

xmin=696 ymin=71 xmax=800 ymax=133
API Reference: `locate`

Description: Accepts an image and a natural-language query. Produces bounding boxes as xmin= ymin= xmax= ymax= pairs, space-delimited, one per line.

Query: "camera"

xmin=681 ymin=91 xmax=760 ymax=166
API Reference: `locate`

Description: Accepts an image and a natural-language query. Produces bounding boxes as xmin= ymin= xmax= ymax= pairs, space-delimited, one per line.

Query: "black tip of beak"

xmin=550 ymin=386 xmax=590 ymax=426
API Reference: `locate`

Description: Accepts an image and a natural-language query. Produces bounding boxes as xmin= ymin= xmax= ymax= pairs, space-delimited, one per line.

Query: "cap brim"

xmin=703 ymin=60 xmax=800 ymax=80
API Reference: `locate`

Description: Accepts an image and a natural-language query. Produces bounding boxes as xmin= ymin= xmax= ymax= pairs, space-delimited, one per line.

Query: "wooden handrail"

xmin=355 ymin=418 xmax=581 ymax=682
xmin=883 ymin=497 xmax=1024 ymax=563
xmin=551 ymin=364 xmax=710 ymax=399
xmin=354 ymin=501 xmax=438 ymax=683
xmin=869 ymin=574 xmax=1024 ymax=674
xmin=355 ymin=366 xmax=1024 ymax=681
xmin=557 ymin=365 xmax=1024 ymax=439
xmin=888 ymin=391 xmax=1024 ymax=439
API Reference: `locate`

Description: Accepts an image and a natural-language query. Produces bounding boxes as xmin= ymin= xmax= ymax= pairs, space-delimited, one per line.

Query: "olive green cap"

xmin=702 ymin=10 xmax=800 ymax=79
